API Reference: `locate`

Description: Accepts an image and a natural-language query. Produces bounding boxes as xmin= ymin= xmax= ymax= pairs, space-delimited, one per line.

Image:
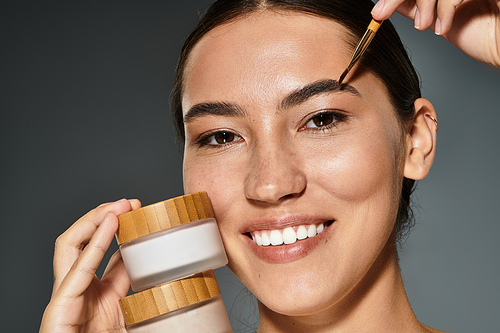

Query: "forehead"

xmin=182 ymin=11 xmax=357 ymax=111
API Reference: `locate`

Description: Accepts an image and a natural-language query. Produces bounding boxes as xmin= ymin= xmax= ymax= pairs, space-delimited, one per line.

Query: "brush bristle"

xmin=338 ymin=68 xmax=348 ymax=85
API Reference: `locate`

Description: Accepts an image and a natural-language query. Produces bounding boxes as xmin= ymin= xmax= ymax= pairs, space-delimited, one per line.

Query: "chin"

xmin=255 ymin=282 xmax=349 ymax=321
xmin=228 ymin=257 xmax=353 ymax=319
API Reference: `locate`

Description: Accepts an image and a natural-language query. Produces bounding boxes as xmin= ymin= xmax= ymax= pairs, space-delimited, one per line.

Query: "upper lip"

xmin=240 ymin=214 xmax=334 ymax=234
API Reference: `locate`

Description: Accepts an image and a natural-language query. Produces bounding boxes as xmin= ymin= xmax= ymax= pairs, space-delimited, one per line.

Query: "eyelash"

xmin=299 ymin=110 xmax=348 ymax=132
xmin=194 ymin=110 xmax=347 ymax=148
xmin=195 ymin=129 xmax=243 ymax=149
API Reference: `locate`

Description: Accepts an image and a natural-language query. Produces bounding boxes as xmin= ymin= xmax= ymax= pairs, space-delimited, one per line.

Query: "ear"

xmin=403 ymin=98 xmax=438 ymax=180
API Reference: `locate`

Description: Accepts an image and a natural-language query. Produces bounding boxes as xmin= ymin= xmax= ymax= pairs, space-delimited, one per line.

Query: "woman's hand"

xmin=371 ymin=0 xmax=500 ymax=67
xmin=39 ymin=198 xmax=141 ymax=333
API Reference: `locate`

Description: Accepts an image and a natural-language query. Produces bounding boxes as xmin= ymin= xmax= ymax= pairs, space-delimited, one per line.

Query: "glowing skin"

xmin=181 ymin=11 xmax=439 ymax=333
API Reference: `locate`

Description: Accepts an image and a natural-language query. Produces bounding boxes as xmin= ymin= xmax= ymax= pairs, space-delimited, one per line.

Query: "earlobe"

xmin=403 ymin=98 xmax=438 ymax=181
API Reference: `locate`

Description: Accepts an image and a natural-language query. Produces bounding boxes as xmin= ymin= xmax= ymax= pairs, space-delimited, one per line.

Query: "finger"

xmin=413 ymin=0 xmax=438 ymax=30
xmin=100 ymin=199 xmax=141 ymax=296
xmin=435 ymin=0 xmax=466 ymax=35
xmin=101 ymin=250 xmax=130 ymax=297
xmin=53 ymin=199 xmax=128 ymax=291
xmin=97 ymin=198 xmax=141 ymax=209
xmin=372 ymin=0 xmax=411 ymax=21
xmin=393 ymin=1 xmax=419 ymax=19
xmin=52 ymin=199 xmax=139 ymax=292
xmin=371 ymin=0 xmax=436 ymax=31
xmin=128 ymin=198 xmax=142 ymax=211
xmin=55 ymin=212 xmax=119 ymax=299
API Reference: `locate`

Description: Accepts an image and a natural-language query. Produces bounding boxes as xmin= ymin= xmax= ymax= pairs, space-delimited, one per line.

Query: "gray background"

xmin=1 ymin=1 xmax=499 ymax=332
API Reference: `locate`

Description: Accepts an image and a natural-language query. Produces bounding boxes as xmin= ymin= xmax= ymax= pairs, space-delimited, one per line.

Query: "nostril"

xmin=280 ymin=189 xmax=305 ymax=201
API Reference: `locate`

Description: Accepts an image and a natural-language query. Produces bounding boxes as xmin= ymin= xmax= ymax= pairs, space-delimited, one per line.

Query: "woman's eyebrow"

xmin=184 ymin=101 xmax=247 ymax=123
xmin=279 ymin=79 xmax=360 ymax=111
xmin=184 ymin=79 xmax=360 ymax=123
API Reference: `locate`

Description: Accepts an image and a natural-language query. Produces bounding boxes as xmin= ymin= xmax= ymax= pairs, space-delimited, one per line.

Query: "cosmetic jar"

xmin=120 ymin=270 xmax=233 ymax=333
xmin=116 ymin=192 xmax=228 ymax=291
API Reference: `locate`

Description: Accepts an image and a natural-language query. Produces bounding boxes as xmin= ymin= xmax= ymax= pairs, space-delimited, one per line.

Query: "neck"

xmin=256 ymin=234 xmax=425 ymax=333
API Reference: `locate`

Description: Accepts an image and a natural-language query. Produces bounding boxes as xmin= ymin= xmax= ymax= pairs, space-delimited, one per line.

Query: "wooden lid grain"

xmin=119 ymin=270 xmax=221 ymax=326
xmin=116 ymin=192 xmax=214 ymax=245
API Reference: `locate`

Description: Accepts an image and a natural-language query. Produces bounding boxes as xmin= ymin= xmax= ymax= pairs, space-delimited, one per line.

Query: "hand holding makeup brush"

xmin=371 ymin=0 xmax=500 ymax=67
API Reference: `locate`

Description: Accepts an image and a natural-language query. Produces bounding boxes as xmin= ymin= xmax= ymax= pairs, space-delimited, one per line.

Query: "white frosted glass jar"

xmin=120 ymin=270 xmax=233 ymax=333
xmin=116 ymin=192 xmax=228 ymax=291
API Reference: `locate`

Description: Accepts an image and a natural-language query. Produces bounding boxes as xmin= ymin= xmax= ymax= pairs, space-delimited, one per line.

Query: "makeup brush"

xmin=338 ymin=19 xmax=383 ymax=85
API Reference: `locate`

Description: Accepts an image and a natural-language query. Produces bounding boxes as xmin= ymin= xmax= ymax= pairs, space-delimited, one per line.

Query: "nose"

xmin=244 ymin=139 xmax=307 ymax=204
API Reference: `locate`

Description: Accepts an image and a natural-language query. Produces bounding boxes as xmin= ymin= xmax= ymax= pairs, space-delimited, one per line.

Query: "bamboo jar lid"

xmin=116 ymin=192 xmax=214 ymax=245
xmin=119 ymin=270 xmax=221 ymax=326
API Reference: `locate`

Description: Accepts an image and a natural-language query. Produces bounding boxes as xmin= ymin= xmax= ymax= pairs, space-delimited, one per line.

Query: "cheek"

xmin=305 ymin=130 xmax=400 ymax=204
xmin=183 ymin=154 xmax=222 ymax=195
xmin=183 ymin=151 xmax=244 ymax=223
xmin=183 ymin=154 xmax=202 ymax=193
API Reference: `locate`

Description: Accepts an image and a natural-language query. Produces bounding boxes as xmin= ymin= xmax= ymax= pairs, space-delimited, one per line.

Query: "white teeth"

xmin=255 ymin=233 xmax=262 ymax=246
xmin=283 ymin=227 xmax=297 ymax=245
xmin=307 ymin=224 xmax=317 ymax=238
xmin=297 ymin=225 xmax=308 ymax=240
xmin=250 ymin=222 xmax=329 ymax=247
xmin=270 ymin=230 xmax=283 ymax=245
xmin=261 ymin=232 xmax=271 ymax=246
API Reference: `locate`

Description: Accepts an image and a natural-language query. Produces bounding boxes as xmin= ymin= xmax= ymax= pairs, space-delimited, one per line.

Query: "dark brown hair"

xmin=171 ymin=0 xmax=420 ymax=241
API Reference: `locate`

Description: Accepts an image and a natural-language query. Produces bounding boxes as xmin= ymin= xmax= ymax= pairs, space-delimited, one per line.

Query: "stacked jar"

xmin=116 ymin=192 xmax=232 ymax=332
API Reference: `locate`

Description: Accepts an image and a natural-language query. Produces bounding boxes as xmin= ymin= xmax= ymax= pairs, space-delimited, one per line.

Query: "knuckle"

xmin=93 ymin=241 xmax=109 ymax=255
xmin=54 ymin=234 xmax=67 ymax=250
xmin=77 ymin=261 xmax=97 ymax=276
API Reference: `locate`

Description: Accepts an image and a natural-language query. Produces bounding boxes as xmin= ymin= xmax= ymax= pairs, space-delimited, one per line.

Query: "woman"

xmin=40 ymin=0 xmax=499 ymax=332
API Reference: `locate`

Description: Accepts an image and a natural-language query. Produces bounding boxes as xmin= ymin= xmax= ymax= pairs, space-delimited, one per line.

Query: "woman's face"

xmin=182 ymin=11 xmax=404 ymax=316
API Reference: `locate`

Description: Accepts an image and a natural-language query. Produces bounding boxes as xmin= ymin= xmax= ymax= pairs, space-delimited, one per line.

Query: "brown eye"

xmin=312 ymin=113 xmax=334 ymax=127
xmin=214 ymin=131 xmax=235 ymax=144
xmin=300 ymin=111 xmax=346 ymax=132
xmin=196 ymin=130 xmax=243 ymax=148
xmin=305 ymin=112 xmax=336 ymax=129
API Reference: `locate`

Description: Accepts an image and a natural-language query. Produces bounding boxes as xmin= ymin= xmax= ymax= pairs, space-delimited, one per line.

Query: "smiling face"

xmin=181 ymin=11 xmax=405 ymax=317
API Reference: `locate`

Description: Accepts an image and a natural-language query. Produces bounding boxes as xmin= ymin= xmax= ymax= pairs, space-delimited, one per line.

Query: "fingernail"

xmin=371 ymin=0 xmax=385 ymax=16
xmin=434 ymin=18 xmax=441 ymax=35
xmin=414 ymin=8 xmax=421 ymax=29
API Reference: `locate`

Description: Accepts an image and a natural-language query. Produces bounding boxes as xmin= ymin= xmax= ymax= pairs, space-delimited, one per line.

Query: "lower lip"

xmin=242 ymin=223 xmax=334 ymax=264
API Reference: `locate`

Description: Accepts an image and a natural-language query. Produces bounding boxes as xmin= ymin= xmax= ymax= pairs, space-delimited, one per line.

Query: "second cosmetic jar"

xmin=116 ymin=192 xmax=228 ymax=291
xmin=119 ymin=270 xmax=233 ymax=333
